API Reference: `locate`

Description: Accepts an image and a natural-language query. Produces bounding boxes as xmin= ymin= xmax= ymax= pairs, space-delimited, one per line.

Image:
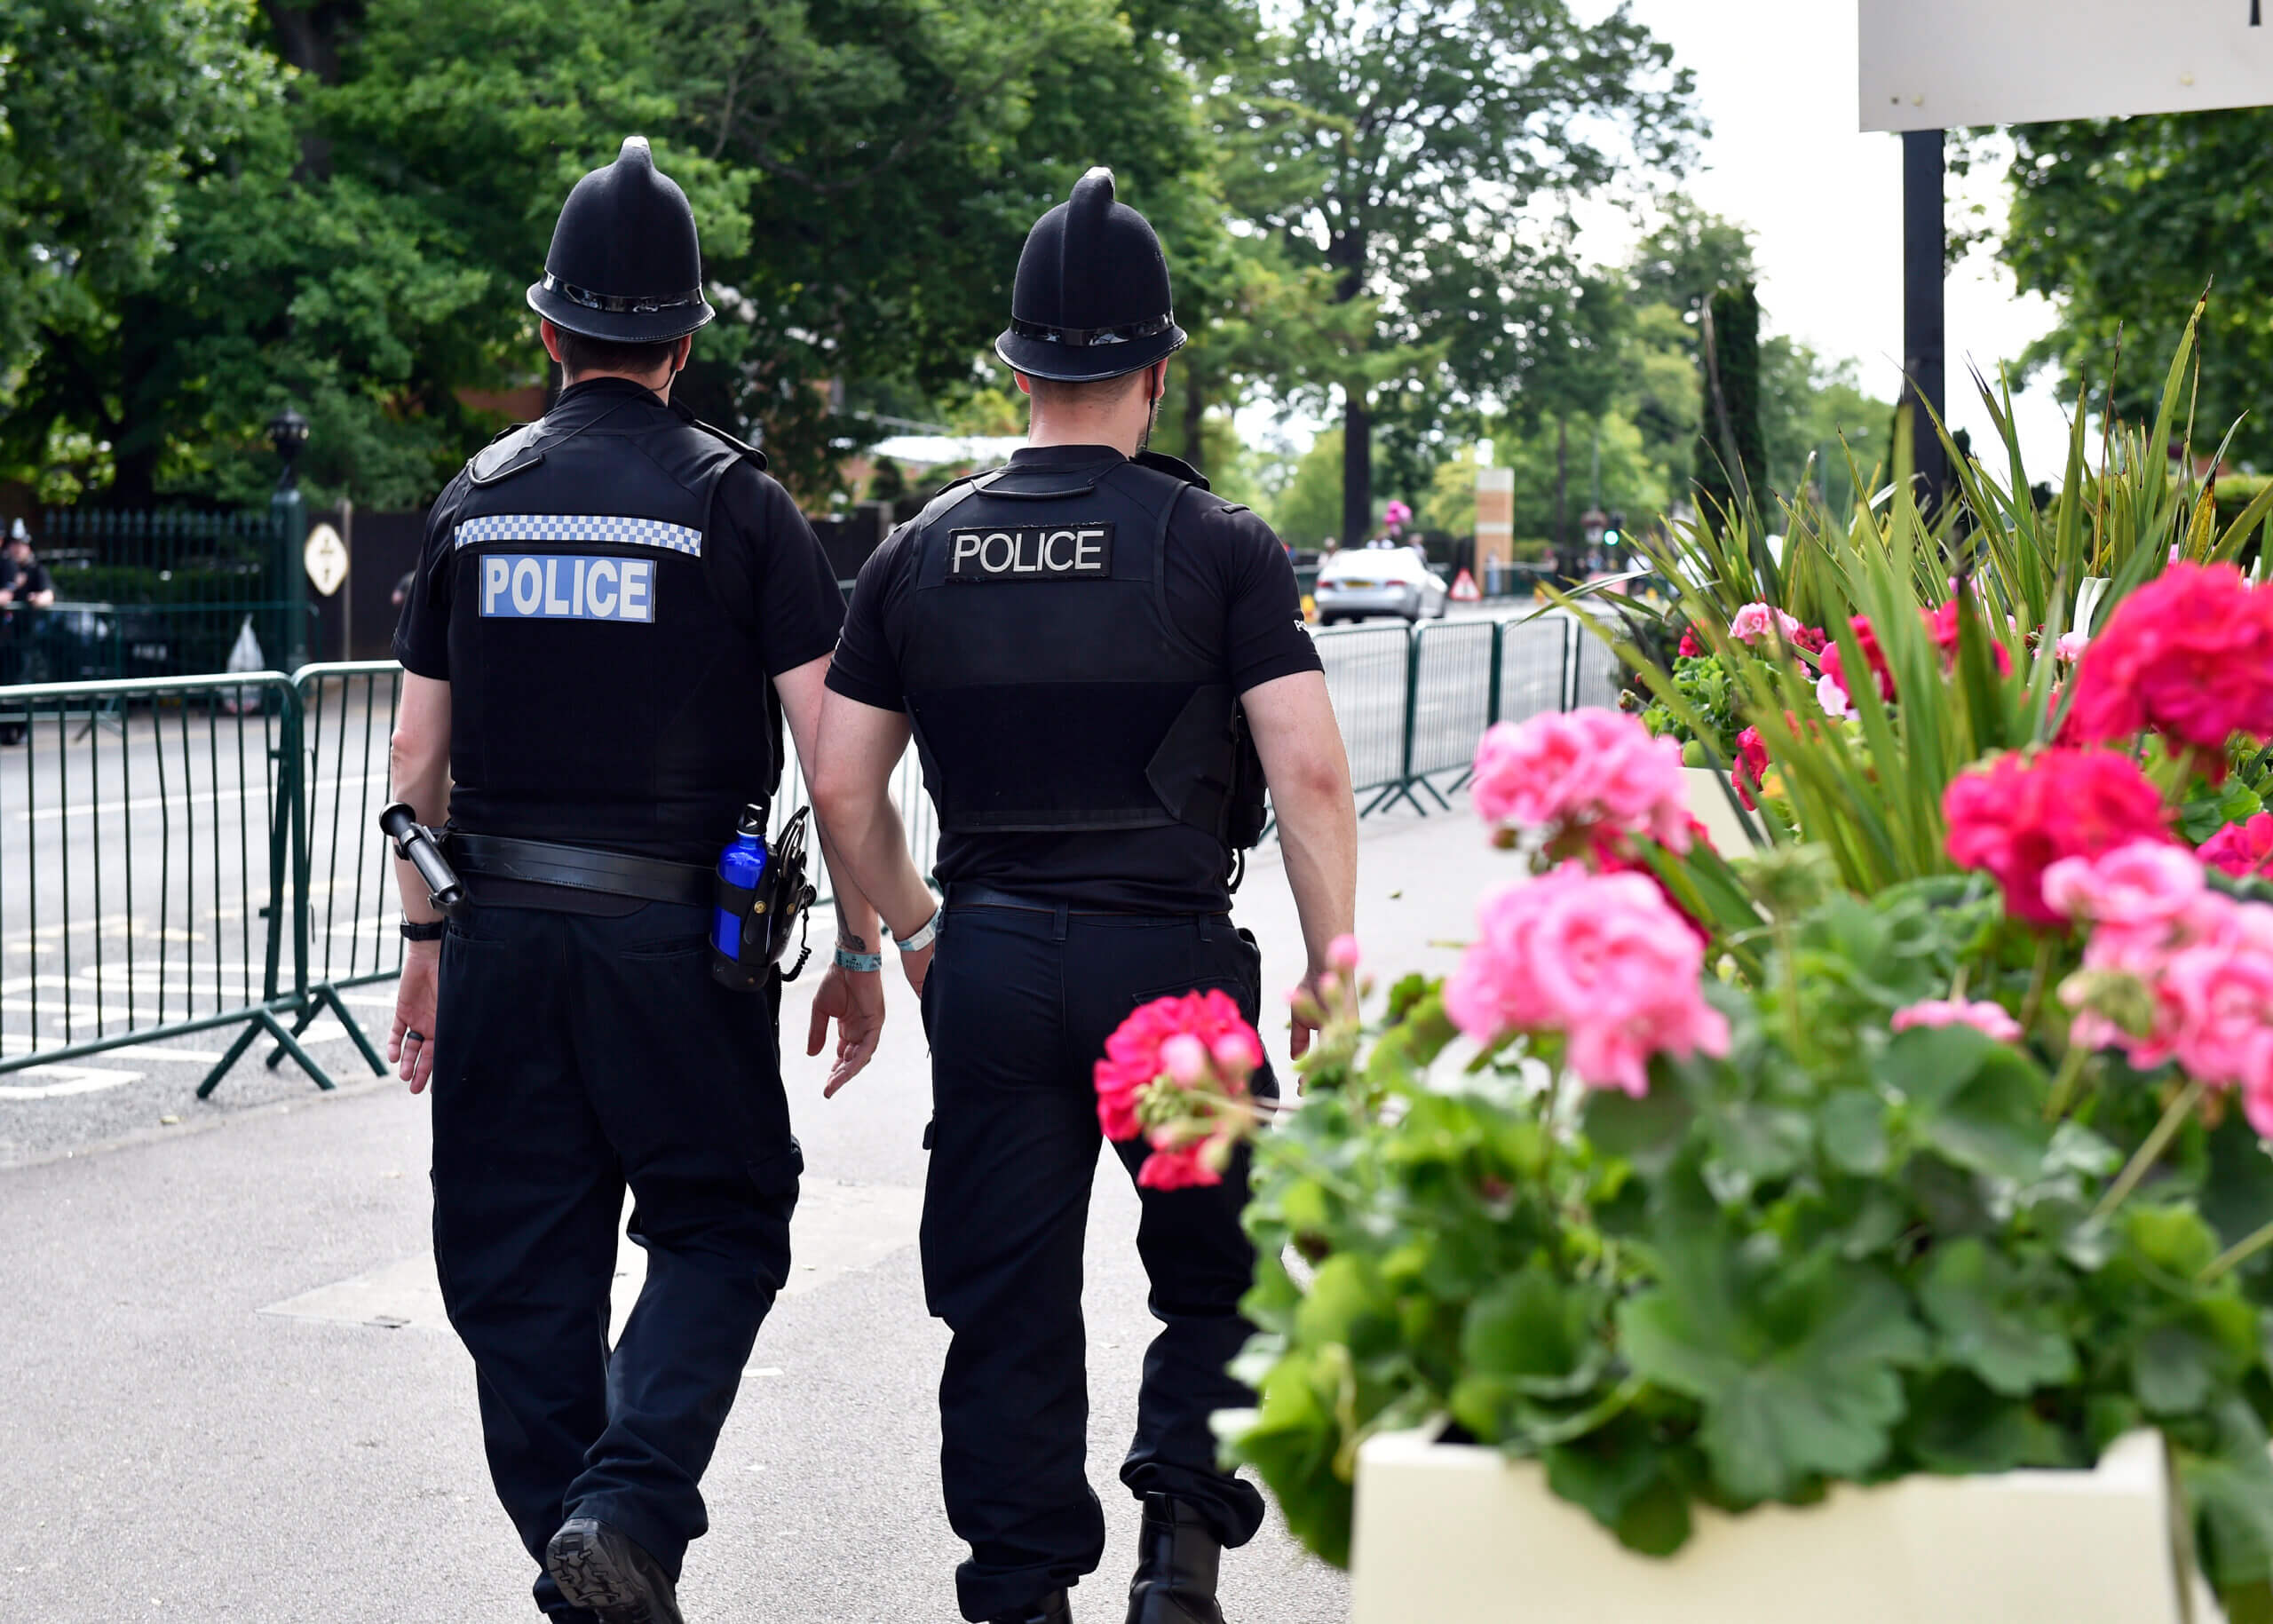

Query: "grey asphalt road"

xmin=0 ymin=804 xmax=1493 ymax=1624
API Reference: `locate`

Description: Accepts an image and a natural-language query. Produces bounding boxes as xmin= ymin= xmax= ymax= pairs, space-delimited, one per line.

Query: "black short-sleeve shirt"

xmin=828 ymin=443 xmax=1322 ymax=913
xmin=392 ymin=378 xmax=844 ymax=866
xmin=393 ymin=383 xmax=842 ymax=685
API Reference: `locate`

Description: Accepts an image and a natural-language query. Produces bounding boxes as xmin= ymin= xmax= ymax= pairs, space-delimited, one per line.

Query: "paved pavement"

xmin=0 ymin=802 xmax=1493 ymax=1623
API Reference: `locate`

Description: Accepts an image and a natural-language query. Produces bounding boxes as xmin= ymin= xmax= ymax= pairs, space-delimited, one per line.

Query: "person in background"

xmin=0 ymin=521 xmax=55 ymax=607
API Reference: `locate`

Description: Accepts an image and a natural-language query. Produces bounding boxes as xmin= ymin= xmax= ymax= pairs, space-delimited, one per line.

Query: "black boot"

xmin=1126 ymin=1494 xmax=1225 ymax=1624
xmin=543 ymin=1518 xmax=685 ymax=1624
xmin=990 ymin=1590 xmax=1073 ymax=1624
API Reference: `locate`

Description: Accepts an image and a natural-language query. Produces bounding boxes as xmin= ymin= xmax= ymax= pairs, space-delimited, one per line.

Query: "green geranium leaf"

xmin=1882 ymin=1026 xmax=2051 ymax=1183
xmin=1543 ymin=1417 xmax=1696 ymax=1557
xmin=1819 ymin=1090 xmax=1890 ymax=1176
xmin=2180 ymin=1400 xmax=2273 ymax=1591
xmin=1700 ymin=1101 xmax=1812 ymax=1197
xmin=2202 ymin=1113 xmax=2273 ymax=1267
xmin=1460 ymin=1258 xmax=1608 ymax=1397
xmin=1901 ymin=1369 xmax=2077 ymax=1474
xmin=1584 ymin=1082 xmax=1696 ymax=1178
xmin=2125 ymin=1203 xmax=2223 ymax=1279
xmin=1916 ymin=1237 xmax=2078 ymax=1396
xmin=1295 ymin=1254 xmax=1398 ymax=1357
xmin=1618 ymin=1240 xmax=1928 ymax=1501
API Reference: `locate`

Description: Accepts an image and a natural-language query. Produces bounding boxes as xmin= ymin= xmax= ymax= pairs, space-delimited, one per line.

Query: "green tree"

xmin=1694 ymin=281 xmax=1764 ymax=527
xmin=0 ymin=0 xmax=286 ymax=494
xmin=2001 ymin=109 xmax=2273 ymax=464
xmin=1218 ymin=0 xmax=1698 ymax=555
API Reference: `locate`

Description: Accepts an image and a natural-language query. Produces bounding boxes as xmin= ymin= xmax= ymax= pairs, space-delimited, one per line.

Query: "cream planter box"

xmin=1349 ymin=1428 xmax=2214 ymax=1624
xmin=1683 ymin=764 xmax=1756 ymax=854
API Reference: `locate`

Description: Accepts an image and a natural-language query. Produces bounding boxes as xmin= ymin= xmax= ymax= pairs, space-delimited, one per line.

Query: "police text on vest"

xmin=479 ymin=553 xmax=655 ymax=622
xmin=946 ymin=522 xmax=1115 ymax=580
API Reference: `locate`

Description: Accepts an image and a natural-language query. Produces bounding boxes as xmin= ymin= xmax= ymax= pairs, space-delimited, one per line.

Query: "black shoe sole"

xmin=545 ymin=1521 xmax=681 ymax=1624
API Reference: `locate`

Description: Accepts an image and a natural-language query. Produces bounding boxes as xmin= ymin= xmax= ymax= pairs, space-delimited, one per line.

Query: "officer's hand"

xmin=899 ymin=941 xmax=933 ymax=998
xmin=1289 ymin=972 xmax=1323 ymax=1064
xmin=809 ymin=963 xmax=885 ymax=1097
xmin=390 ymin=943 xmax=440 ymax=1094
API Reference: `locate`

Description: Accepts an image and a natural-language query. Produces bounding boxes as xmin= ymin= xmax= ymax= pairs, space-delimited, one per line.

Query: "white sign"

xmin=1861 ymin=0 xmax=2273 ymax=131
xmin=303 ymin=522 xmax=347 ymax=597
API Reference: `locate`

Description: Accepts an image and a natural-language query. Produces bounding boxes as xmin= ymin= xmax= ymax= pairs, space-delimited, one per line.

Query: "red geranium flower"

xmin=2201 ymin=812 xmax=2273 ymax=880
xmin=2065 ymin=564 xmax=2273 ymax=764
xmin=1925 ymin=598 xmax=2015 ymax=677
xmin=1820 ymin=615 xmax=1895 ymax=706
xmin=1944 ymin=749 xmax=2176 ymax=924
xmin=1734 ymin=725 xmax=1769 ymax=812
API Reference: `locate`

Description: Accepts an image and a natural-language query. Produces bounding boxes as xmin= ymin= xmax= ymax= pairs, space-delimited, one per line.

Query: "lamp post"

xmin=266 ymin=408 xmax=310 ymax=671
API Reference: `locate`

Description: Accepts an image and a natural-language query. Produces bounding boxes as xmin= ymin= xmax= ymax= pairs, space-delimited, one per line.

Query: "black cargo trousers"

xmin=920 ymin=896 xmax=1276 ymax=1621
xmin=429 ymin=898 xmax=801 ymax=1621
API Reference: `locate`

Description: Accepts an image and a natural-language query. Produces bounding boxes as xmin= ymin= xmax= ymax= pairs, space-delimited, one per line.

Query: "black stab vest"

xmin=896 ymin=453 xmax=1263 ymax=846
xmin=435 ymin=389 xmax=781 ymax=864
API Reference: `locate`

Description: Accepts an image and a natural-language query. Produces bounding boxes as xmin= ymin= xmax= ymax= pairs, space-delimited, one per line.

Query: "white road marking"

xmin=259 ymin=1182 xmax=924 ymax=1336
xmin=0 ymin=1066 xmax=146 ymax=1100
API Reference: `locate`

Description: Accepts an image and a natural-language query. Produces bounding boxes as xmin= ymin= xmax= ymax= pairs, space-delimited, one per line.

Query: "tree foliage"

xmin=1216 ymin=0 xmax=1699 ymax=548
xmin=2003 ymin=109 xmax=2273 ymax=467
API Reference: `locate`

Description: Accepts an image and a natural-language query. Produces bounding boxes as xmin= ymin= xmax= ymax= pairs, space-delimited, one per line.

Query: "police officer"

xmin=386 ymin=137 xmax=931 ymax=1624
xmin=811 ymin=170 xmax=1358 ymax=1624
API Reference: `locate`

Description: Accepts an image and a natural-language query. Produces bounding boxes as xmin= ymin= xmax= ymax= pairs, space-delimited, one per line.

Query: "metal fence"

xmin=0 ymin=672 xmax=317 ymax=1095
xmin=0 ymin=609 xmax=1629 ymax=1095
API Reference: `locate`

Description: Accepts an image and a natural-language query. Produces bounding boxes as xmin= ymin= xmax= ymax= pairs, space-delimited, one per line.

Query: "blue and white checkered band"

xmin=451 ymin=513 xmax=703 ymax=558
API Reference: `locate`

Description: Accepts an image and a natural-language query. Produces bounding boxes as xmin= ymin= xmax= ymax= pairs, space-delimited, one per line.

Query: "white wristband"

xmin=895 ymin=907 xmax=942 ymax=954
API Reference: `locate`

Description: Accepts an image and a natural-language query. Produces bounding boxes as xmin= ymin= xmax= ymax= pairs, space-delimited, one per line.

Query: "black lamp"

xmin=266 ymin=407 xmax=311 ymax=488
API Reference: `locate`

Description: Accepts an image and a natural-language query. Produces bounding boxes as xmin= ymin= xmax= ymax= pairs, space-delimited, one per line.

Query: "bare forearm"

xmin=814 ymin=819 xmax=882 ymax=949
xmin=389 ymin=757 xmax=452 ymax=926
xmin=825 ymin=788 xmax=936 ymax=942
xmin=1274 ymin=782 xmax=1358 ymax=976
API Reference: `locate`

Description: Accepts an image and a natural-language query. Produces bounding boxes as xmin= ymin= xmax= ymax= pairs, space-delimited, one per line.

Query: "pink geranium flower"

xmin=2041 ymin=840 xmax=2206 ymax=931
xmin=1445 ymin=865 xmax=1730 ymax=1096
xmin=1469 ymin=709 xmax=1691 ymax=852
xmin=1729 ymin=601 xmax=1803 ymax=646
xmin=1891 ymin=999 xmax=2024 ymax=1043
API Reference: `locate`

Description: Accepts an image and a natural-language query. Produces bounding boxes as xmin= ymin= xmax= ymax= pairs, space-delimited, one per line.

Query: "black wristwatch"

xmin=400 ymin=919 xmax=447 ymax=942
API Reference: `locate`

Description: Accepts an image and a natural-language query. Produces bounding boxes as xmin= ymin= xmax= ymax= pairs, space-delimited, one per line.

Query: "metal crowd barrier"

xmin=1312 ymin=609 xmax=1588 ymax=819
xmin=0 ymin=670 xmax=350 ymax=1097
xmin=0 ymin=612 xmax=1619 ymax=1095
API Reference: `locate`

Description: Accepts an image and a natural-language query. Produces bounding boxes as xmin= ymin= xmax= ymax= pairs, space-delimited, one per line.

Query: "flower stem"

xmin=2091 ymin=1079 xmax=2206 ymax=1223
xmin=2200 ymin=1215 xmax=2273 ymax=1283
xmin=2043 ymin=1041 xmax=2091 ymax=1123
xmin=2018 ymin=934 xmax=2059 ymax=1033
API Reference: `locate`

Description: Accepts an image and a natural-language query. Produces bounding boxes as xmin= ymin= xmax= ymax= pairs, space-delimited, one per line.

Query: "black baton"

xmin=379 ymin=802 xmax=465 ymax=914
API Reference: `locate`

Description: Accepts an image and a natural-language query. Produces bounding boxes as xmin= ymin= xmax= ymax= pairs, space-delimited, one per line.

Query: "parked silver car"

xmin=1314 ymin=545 xmax=1450 ymax=624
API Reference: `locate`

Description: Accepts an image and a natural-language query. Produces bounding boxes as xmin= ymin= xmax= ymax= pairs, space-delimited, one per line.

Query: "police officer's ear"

xmin=1012 ymin=371 xmax=1035 ymax=399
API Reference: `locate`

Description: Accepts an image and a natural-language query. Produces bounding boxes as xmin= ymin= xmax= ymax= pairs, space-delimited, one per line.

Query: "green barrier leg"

xmin=197 ymin=1006 xmax=338 ymax=1097
xmin=316 ymin=982 xmax=387 ymax=1075
xmin=264 ymin=997 xmax=321 ymax=1068
xmin=195 ymin=1018 xmax=267 ymax=1099
xmin=257 ymin=1007 xmax=336 ymax=1091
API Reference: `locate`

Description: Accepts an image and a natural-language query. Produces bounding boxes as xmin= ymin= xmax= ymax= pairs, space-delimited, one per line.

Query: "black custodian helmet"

xmin=994 ymin=167 xmax=1186 ymax=383
xmin=527 ymin=136 xmax=716 ymax=344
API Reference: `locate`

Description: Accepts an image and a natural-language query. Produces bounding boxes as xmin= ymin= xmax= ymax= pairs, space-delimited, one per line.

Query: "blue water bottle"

xmin=710 ymin=804 xmax=770 ymax=988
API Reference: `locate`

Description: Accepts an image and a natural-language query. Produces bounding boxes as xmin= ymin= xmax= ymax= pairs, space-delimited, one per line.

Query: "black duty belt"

xmin=447 ymin=833 xmax=711 ymax=907
xmin=945 ymin=883 xmax=1226 ymax=920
